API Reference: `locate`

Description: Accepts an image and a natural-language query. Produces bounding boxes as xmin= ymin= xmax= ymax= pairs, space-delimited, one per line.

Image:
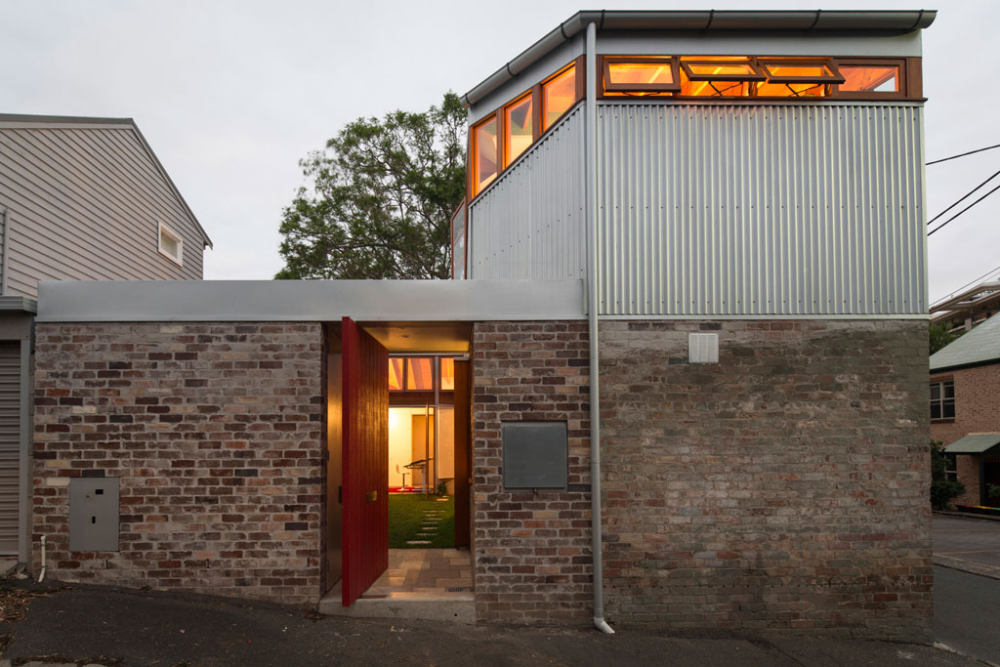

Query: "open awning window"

xmin=944 ymin=433 xmax=1000 ymax=454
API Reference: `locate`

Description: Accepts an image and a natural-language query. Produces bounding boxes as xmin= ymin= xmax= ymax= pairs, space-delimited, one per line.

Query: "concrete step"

xmin=319 ymin=584 xmax=475 ymax=624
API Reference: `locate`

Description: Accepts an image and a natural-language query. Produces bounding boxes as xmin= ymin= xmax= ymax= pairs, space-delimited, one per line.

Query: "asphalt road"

xmin=933 ymin=514 xmax=1000 ymax=576
xmin=0 ymin=582 xmax=979 ymax=667
xmin=934 ymin=566 xmax=1000 ymax=664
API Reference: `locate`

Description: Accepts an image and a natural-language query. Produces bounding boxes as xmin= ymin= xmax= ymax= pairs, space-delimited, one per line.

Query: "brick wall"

xmin=472 ymin=321 xmax=592 ymax=624
xmin=930 ymin=364 xmax=1000 ymax=506
xmin=33 ymin=322 xmax=324 ymax=606
xmin=600 ymin=320 xmax=931 ymax=639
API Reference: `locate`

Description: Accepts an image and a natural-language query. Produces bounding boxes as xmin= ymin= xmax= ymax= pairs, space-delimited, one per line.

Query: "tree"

xmin=929 ymin=321 xmax=961 ymax=355
xmin=276 ymin=93 xmax=466 ymax=280
xmin=930 ymin=441 xmax=965 ymax=510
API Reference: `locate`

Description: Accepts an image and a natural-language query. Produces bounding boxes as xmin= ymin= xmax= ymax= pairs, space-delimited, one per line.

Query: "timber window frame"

xmin=468 ymin=57 xmax=583 ymax=198
xmin=158 ymin=223 xmax=183 ymax=266
xmin=679 ymin=57 xmax=767 ymax=82
xmin=756 ymin=57 xmax=845 ymax=84
xmin=602 ymin=56 xmax=681 ymax=94
xmin=930 ymin=378 xmax=956 ymax=422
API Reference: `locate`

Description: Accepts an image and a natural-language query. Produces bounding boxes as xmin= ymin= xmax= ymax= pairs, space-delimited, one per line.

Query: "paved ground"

xmin=933 ymin=513 xmax=1000 ymax=579
xmin=934 ymin=565 xmax=1000 ymax=664
xmin=0 ymin=580 xmax=979 ymax=667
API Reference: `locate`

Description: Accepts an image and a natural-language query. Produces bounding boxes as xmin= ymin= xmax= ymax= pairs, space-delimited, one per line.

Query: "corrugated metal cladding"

xmin=597 ymin=103 xmax=926 ymax=317
xmin=0 ymin=342 xmax=19 ymax=553
xmin=468 ymin=106 xmax=586 ymax=281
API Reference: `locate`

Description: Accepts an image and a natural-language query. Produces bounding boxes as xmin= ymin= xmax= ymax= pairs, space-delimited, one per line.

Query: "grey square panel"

xmin=502 ymin=422 xmax=568 ymax=489
xmin=69 ymin=478 xmax=119 ymax=552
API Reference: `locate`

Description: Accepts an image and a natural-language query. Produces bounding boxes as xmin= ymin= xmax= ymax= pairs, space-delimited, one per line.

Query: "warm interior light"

xmin=473 ymin=117 xmax=498 ymax=194
xmin=440 ymin=357 xmax=455 ymax=391
xmin=388 ymin=357 xmax=404 ymax=391
xmin=406 ymin=357 xmax=433 ymax=390
xmin=607 ymin=61 xmax=675 ymax=86
xmin=542 ymin=64 xmax=576 ymax=131
xmin=762 ymin=63 xmax=836 ymax=80
xmin=755 ymin=81 xmax=828 ymax=97
xmin=504 ymin=94 xmax=533 ymax=167
xmin=839 ymin=65 xmax=898 ymax=92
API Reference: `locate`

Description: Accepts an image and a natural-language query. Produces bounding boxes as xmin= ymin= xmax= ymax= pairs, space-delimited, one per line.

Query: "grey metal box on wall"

xmin=502 ymin=422 xmax=568 ymax=489
xmin=69 ymin=478 xmax=119 ymax=552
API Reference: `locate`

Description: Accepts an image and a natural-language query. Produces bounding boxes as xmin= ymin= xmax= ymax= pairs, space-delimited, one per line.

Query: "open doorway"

xmin=323 ymin=322 xmax=472 ymax=607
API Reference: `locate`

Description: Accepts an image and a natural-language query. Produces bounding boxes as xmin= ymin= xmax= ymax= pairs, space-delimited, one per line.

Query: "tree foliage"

xmin=929 ymin=321 xmax=960 ymax=355
xmin=930 ymin=441 xmax=965 ymax=510
xmin=277 ymin=93 xmax=466 ymax=280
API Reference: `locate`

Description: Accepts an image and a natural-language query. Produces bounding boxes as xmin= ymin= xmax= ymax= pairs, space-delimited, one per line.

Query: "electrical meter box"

xmin=502 ymin=421 xmax=568 ymax=489
xmin=69 ymin=478 xmax=120 ymax=552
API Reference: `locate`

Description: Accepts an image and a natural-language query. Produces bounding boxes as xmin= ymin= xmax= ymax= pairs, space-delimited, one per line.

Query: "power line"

xmin=927 ymin=169 xmax=1000 ymax=226
xmin=931 ymin=262 xmax=1000 ymax=309
xmin=927 ymin=143 xmax=1000 ymax=166
xmin=928 ymin=181 xmax=1000 ymax=237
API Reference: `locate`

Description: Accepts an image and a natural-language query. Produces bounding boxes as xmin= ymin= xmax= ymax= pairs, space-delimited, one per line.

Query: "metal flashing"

xmin=36 ymin=279 xmax=585 ymax=323
xmin=0 ymin=297 xmax=37 ymax=314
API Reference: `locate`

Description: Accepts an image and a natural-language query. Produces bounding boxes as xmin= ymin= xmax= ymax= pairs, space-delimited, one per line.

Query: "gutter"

xmin=461 ymin=9 xmax=936 ymax=106
xmin=584 ymin=21 xmax=613 ymax=636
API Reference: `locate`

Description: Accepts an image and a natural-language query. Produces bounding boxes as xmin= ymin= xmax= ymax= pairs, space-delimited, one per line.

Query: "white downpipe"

xmin=585 ymin=21 xmax=613 ymax=636
xmin=37 ymin=535 xmax=46 ymax=583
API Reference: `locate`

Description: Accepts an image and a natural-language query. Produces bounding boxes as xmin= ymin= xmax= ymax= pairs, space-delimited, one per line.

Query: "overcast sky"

xmin=2 ymin=1 xmax=996 ymax=304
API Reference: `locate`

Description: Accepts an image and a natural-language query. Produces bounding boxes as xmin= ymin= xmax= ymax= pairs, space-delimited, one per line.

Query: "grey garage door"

xmin=0 ymin=341 xmax=21 ymax=553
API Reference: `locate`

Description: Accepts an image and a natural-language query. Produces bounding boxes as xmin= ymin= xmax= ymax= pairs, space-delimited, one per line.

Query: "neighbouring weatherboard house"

xmin=930 ymin=311 xmax=1000 ymax=509
xmin=32 ymin=10 xmax=933 ymax=639
xmin=0 ymin=114 xmax=211 ymax=563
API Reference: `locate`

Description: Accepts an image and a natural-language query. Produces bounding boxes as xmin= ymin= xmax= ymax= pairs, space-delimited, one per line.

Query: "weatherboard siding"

xmin=0 ymin=124 xmax=203 ymax=298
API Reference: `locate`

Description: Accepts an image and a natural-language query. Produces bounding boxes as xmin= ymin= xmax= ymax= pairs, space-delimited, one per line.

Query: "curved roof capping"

xmin=461 ymin=9 xmax=937 ymax=106
xmin=0 ymin=113 xmax=213 ymax=249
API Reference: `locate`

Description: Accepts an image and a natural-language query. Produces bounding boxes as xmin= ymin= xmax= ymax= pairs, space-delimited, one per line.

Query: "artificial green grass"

xmin=388 ymin=493 xmax=455 ymax=549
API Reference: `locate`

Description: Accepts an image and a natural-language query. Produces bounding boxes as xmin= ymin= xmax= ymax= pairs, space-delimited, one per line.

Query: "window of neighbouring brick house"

xmin=930 ymin=379 xmax=955 ymax=420
xmin=945 ymin=453 xmax=958 ymax=483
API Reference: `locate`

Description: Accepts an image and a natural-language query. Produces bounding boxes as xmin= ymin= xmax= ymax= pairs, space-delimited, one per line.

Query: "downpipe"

xmin=37 ymin=535 xmax=46 ymax=583
xmin=585 ymin=20 xmax=614 ymax=636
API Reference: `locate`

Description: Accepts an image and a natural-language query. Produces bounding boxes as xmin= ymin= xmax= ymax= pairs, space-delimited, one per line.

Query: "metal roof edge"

xmin=0 ymin=296 xmax=37 ymax=314
xmin=36 ymin=279 xmax=586 ymax=323
xmin=0 ymin=113 xmax=134 ymax=126
xmin=127 ymin=123 xmax=214 ymax=249
xmin=461 ymin=9 xmax=937 ymax=106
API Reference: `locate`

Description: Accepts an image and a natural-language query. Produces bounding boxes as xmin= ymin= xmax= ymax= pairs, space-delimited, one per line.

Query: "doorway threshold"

xmin=319 ymin=549 xmax=474 ymax=623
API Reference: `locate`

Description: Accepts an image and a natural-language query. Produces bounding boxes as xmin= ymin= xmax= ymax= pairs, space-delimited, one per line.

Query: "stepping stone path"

xmin=405 ymin=501 xmax=446 ymax=546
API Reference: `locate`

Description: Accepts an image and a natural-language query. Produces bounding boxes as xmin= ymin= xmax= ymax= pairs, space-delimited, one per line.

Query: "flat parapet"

xmin=36 ymin=279 xmax=585 ymax=323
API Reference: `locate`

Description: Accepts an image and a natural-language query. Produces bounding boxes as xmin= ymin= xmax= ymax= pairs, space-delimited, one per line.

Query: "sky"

xmin=1 ymin=0 xmax=997 ymax=305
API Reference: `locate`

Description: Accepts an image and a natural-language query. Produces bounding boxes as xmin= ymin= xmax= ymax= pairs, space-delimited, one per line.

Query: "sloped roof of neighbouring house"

xmin=930 ymin=311 xmax=1000 ymax=372
xmin=0 ymin=113 xmax=212 ymax=249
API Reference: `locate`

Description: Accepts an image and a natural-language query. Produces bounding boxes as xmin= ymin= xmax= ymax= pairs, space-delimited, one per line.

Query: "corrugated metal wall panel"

xmin=0 ymin=342 xmax=20 ymax=553
xmin=597 ymin=103 xmax=926 ymax=316
xmin=0 ymin=126 xmax=204 ymax=298
xmin=469 ymin=106 xmax=586 ymax=281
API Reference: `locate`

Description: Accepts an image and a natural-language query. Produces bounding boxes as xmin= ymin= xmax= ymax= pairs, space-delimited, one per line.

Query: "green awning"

xmin=944 ymin=433 xmax=1000 ymax=454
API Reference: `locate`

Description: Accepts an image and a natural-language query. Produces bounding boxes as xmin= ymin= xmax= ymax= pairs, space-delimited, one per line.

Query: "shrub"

xmin=930 ymin=440 xmax=965 ymax=510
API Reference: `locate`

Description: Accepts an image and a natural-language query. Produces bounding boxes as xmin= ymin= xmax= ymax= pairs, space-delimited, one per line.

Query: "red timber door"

xmin=341 ymin=317 xmax=389 ymax=607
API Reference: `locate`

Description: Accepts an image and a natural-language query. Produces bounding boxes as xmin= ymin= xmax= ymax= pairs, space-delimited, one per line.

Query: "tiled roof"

xmin=930 ymin=311 xmax=1000 ymax=371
